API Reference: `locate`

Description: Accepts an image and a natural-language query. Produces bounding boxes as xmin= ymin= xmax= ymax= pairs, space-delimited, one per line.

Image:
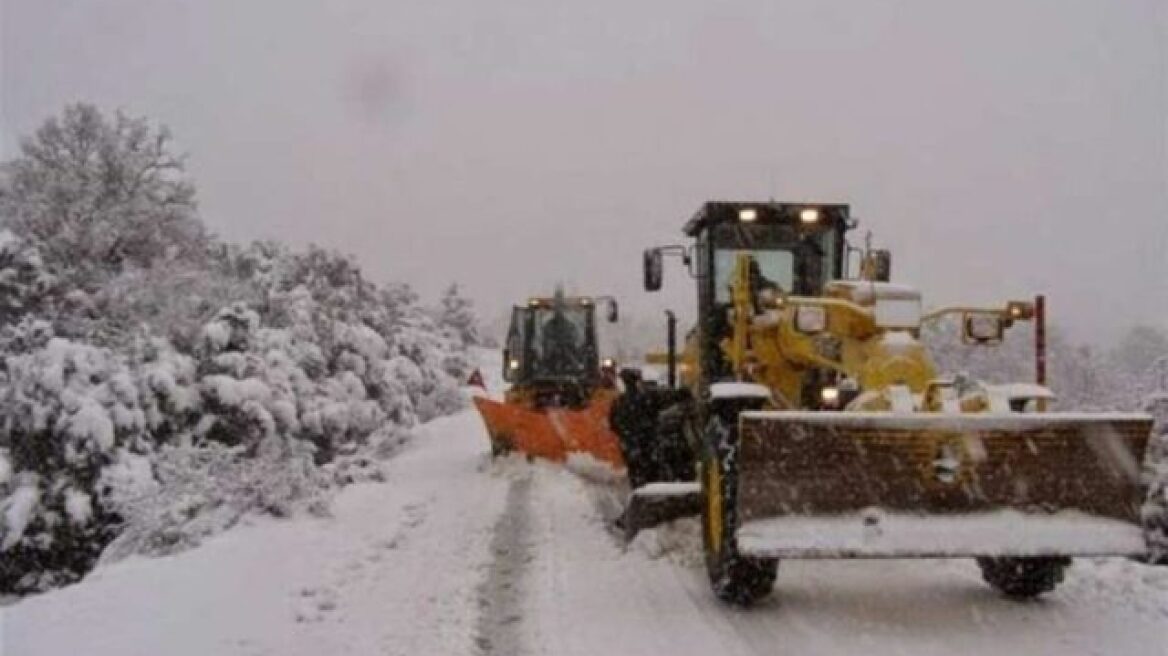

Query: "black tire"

xmin=976 ymin=556 xmax=1070 ymax=599
xmin=701 ymin=412 xmax=778 ymax=606
xmin=489 ymin=434 xmax=512 ymax=458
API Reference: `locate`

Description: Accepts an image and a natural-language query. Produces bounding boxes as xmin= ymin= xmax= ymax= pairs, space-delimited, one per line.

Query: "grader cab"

xmin=618 ymin=201 xmax=1157 ymax=605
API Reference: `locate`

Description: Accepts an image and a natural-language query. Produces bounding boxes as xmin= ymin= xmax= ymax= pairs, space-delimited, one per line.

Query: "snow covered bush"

xmin=0 ymin=103 xmax=477 ymax=596
xmin=100 ymin=440 xmax=328 ymax=563
xmin=197 ymin=303 xmax=383 ymax=462
xmin=89 ymin=257 xmax=257 ymax=352
xmin=0 ymin=336 xmax=148 ymax=593
xmin=128 ymin=336 xmax=202 ymax=444
xmin=1142 ymin=394 xmax=1168 ymax=563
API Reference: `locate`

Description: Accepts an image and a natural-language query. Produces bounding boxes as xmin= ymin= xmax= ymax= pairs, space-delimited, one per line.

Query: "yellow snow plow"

xmin=615 ymin=200 xmax=1158 ymax=605
xmin=473 ymin=291 xmax=625 ymax=468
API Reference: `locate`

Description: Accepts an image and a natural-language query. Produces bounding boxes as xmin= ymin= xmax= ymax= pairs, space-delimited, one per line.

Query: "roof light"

xmin=800 ymin=208 xmax=820 ymax=224
xmin=739 ymin=208 xmax=758 ymax=222
xmin=821 ymin=386 xmax=841 ymax=404
xmin=1006 ymin=301 xmax=1034 ymax=320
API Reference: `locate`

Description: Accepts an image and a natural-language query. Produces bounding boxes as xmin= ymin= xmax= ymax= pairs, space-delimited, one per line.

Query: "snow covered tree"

xmin=0 ymin=230 xmax=57 ymax=325
xmin=1112 ymin=325 xmax=1168 ymax=379
xmin=0 ymin=104 xmax=207 ymax=287
xmin=436 ymin=283 xmax=481 ymax=347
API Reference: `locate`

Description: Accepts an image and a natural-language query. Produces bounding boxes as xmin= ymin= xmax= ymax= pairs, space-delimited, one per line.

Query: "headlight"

xmin=601 ymin=357 xmax=615 ymax=369
xmin=800 ymin=208 xmax=820 ymax=224
xmin=795 ymin=306 xmax=827 ymax=333
xmin=964 ymin=313 xmax=1004 ymax=342
xmin=739 ymin=208 xmax=758 ymax=222
xmin=508 ymin=358 xmax=520 ymax=370
xmin=820 ymin=386 xmax=840 ymax=404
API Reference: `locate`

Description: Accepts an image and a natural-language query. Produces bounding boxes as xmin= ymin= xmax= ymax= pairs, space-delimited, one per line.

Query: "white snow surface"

xmin=4 ymin=351 xmax=1167 ymax=655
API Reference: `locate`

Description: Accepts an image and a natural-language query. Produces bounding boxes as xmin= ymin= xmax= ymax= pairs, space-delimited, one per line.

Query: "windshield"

xmin=528 ymin=306 xmax=594 ymax=376
xmin=713 ymin=249 xmax=795 ymax=303
xmin=708 ymin=222 xmax=838 ymax=297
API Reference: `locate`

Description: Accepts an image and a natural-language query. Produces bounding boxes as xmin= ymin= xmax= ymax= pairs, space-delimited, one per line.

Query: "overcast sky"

xmin=2 ymin=0 xmax=1165 ymax=341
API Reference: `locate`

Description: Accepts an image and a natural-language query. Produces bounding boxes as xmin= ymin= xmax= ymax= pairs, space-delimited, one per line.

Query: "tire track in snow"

xmin=475 ymin=474 xmax=534 ymax=655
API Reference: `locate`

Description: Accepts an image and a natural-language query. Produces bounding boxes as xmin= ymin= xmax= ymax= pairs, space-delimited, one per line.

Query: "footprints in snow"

xmin=292 ymin=496 xmax=433 ymax=625
xmin=294 ymin=586 xmax=340 ymax=624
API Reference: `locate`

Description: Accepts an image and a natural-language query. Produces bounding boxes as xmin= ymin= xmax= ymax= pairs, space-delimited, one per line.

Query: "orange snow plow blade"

xmin=472 ymin=394 xmax=625 ymax=468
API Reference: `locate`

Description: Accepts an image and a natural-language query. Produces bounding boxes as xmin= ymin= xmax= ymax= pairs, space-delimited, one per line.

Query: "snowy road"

xmin=4 ymin=354 xmax=1167 ymax=655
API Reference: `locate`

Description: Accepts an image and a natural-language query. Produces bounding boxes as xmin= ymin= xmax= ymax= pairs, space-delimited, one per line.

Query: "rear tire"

xmin=701 ymin=413 xmax=778 ymax=606
xmin=489 ymin=434 xmax=512 ymax=458
xmin=976 ymin=556 xmax=1070 ymax=599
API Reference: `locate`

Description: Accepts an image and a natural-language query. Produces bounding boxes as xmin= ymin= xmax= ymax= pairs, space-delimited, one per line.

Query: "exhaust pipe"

xmin=1035 ymin=294 xmax=1046 ymax=411
xmin=665 ymin=310 xmax=677 ymax=388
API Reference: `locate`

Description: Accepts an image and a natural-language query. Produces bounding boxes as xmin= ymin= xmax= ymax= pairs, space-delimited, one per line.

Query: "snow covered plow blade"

xmin=472 ymin=394 xmax=625 ymax=468
xmin=733 ymin=411 xmax=1154 ymax=559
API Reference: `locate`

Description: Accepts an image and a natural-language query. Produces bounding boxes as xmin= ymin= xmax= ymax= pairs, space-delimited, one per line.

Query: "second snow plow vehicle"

xmin=616 ymin=200 xmax=1158 ymax=605
xmin=473 ymin=291 xmax=625 ymax=467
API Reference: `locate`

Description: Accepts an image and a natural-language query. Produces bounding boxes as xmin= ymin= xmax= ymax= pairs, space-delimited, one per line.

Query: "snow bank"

xmin=628 ymin=517 xmax=704 ymax=566
xmin=564 ymin=452 xmax=625 ymax=484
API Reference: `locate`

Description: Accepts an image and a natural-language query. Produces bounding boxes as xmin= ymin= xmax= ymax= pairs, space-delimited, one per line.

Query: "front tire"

xmin=976 ymin=556 xmax=1070 ymax=599
xmin=701 ymin=412 xmax=778 ymax=606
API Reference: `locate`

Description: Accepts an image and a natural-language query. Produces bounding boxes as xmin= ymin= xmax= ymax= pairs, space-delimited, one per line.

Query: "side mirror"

xmin=864 ymin=250 xmax=892 ymax=282
xmin=643 ymin=248 xmax=664 ymax=291
xmin=962 ymin=312 xmax=1005 ymax=345
xmin=606 ymin=298 xmax=619 ymax=323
